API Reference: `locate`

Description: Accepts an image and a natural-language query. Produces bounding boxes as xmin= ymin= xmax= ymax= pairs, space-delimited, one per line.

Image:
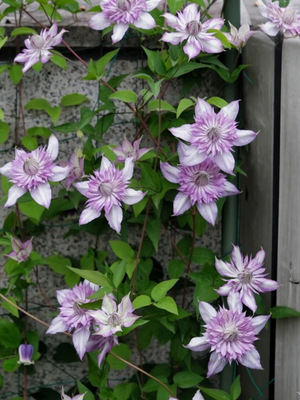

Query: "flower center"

xmin=223 ymin=325 xmax=239 ymax=341
xmin=186 ymin=20 xmax=202 ymax=36
xmin=238 ymin=269 xmax=252 ymax=284
xmin=195 ymin=171 xmax=209 ymax=186
xmin=72 ymin=166 xmax=82 ymax=179
xmin=207 ymin=127 xmax=221 ymax=142
xmin=30 ymin=35 xmax=45 ymax=49
xmin=99 ymin=182 xmax=114 ymax=196
xmin=17 ymin=250 xmax=30 ymax=262
xmin=282 ymin=8 xmax=296 ymax=25
xmin=108 ymin=313 xmax=121 ymax=327
xmin=23 ymin=157 xmax=40 ymax=176
xmin=117 ymin=0 xmax=131 ymax=11
xmin=73 ymin=302 xmax=85 ymax=316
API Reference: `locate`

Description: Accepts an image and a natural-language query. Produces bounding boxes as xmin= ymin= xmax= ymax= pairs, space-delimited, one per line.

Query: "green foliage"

xmin=270 ymin=306 xmax=300 ymax=318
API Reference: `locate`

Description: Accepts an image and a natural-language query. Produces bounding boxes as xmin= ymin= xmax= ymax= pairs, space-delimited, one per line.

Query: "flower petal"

xmin=146 ymin=0 xmax=161 ymax=11
xmin=197 ymin=201 xmax=218 ymax=225
xmin=207 ymin=351 xmax=227 ymax=377
xmin=233 ymin=129 xmax=257 ymax=146
xmin=195 ymin=98 xmax=213 ymax=118
xmin=183 ymin=36 xmax=201 ymax=59
xmin=134 ymin=12 xmax=156 ymax=29
xmin=215 ymin=258 xmax=237 ymax=277
xmin=160 ymin=162 xmax=180 ymax=183
xmin=260 ymin=21 xmax=280 ymax=36
xmin=169 ymin=124 xmax=191 ymax=141
xmin=161 ymin=32 xmax=186 ymax=45
xmin=46 ymin=315 xmax=67 ymax=334
xmin=185 ymin=336 xmax=210 ymax=352
xmin=5 ymin=185 xmax=26 ymax=207
xmin=192 ymin=390 xmax=205 ymax=400
xmin=219 ymin=100 xmax=239 ymax=120
xmin=198 ymin=301 xmax=217 ymax=323
xmin=252 ymin=315 xmax=270 ymax=335
xmin=257 ymin=278 xmax=279 ymax=292
xmin=47 ymin=134 xmax=59 ymax=160
xmin=231 ymin=245 xmax=244 ymax=271
xmin=123 ymin=188 xmax=145 ymax=205
xmin=30 ymin=182 xmax=52 ymax=208
xmin=214 ymin=151 xmax=235 ymax=175
xmin=89 ymin=12 xmax=111 ymax=30
xmin=173 ymin=192 xmax=192 ymax=215
xmin=122 ymin=158 xmax=134 ymax=181
xmin=51 ymin=166 xmax=69 ymax=182
xmin=239 ymin=348 xmax=262 ymax=370
xmin=72 ymin=327 xmax=90 ymax=360
xmin=74 ymin=181 xmax=89 ymax=196
xmin=179 ymin=144 xmax=206 ymax=166
xmin=105 ymin=204 xmax=123 ymax=233
xmin=0 ymin=162 xmax=12 ymax=177
xmin=112 ymin=23 xmax=128 ymax=43
xmin=79 ymin=207 xmax=101 ymax=225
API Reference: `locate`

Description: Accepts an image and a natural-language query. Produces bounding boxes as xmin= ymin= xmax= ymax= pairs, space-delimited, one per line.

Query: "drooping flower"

xmin=161 ymin=3 xmax=224 ymax=59
xmin=89 ymin=294 xmax=139 ymax=337
xmin=215 ymin=245 xmax=279 ymax=313
xmin=160 ymin=142 xmax=239 ymax=225
xmin=0 ymin=135 xmax=69 ymax=209
xmin=65 ymin=150 xmax=84 ymax=190
xmin=47 ymin=280 xmax=99 ymax=359
xmin=225 ymin=22 xmax=256 ymax=49
xmin=18 ymin=344 xmax=34 ymax=365
xmin=14 ymin=23 xmax=67 ymax=73
xmin=185 ymin=293 xmax=270 ymax=377
xmin=74 ymin=157 xmax=145 ymax=233
xmin=7 ymin=237 xmax=33 ymax=263
xmin=86 ymin=334 xmax=119 ymax=366
xmin=113 ymin=136 xmax=151 ymax=162
xmin=61 ymin=387 xmax=86 ymax=400
xmin=89 ymin=0 xmax=160 ymax=44
xmin=169 ymin=98 xmax=257 ymax=175
xmin=258 ymin=0 xmax=300 ymax=37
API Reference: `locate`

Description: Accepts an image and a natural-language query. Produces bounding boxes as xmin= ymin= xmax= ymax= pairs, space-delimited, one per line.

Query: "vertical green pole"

xmin=221 ymin=0 xmax=240 ymax=393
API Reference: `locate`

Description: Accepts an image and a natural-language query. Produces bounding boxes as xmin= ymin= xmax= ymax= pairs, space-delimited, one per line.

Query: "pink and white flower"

xmin=86 ymin=334 xmax=119 ymax=366
xmin=169 ymin=98 xmax=257 ymax=175
xmin=89 ymin=294 xmax=139 ymax=337
xmin=113 ymin=136 xmax=151 ymax=162
xmin=0 ymin=135 xmax=69 ymax=209
xmin=185 ymin=293 xmax=270 ymax=377
xmin=7 ymin=237 xmax=33 ymax=263
xmin=258 ymin=0 xmax=300 ymax=37
xmin=160 ymin=142 xmax=239 ymax=225
xmin=216 ymin=245 xmax=279 ymax=313
xmin=65 ymin=150 xmax=84 ymax=190
xmin=61 ymin=387 xmax=86 ymax=400
xmin=225 ymin=22 xmax=256 ymax=49
xmin=47 ymin=280 xmax=99 ymax=359
xmin=74 ymin=156 xmax=145 ymax=233
xmin=14 ymin=23 xmax=67 ymax=73
xmin=161 ymin=3 xmax=224 ymax=59
xmin=89 ymin=0 xmax=160 ymax=43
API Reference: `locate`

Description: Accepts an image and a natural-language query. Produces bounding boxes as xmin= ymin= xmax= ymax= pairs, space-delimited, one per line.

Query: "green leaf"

xmin=132 ymin=196 xmax=148 ymax=217
xmin=50 ymin=53 xmax=67 ymax=70
xmin=1 ymin=296 xmax=19 ymax=317
xmin=2 ymin=357 xmax=19 ymax=372
xmin=192 ymin=248 xmax=215 ymax=265
xmin=67 ymin=266 xmax=112 ymax=288
xmin=11 ymin=27 xmax=37 ymax=36
xmin=21 ymin=136 xmax=38 ymax=150
xmin=167 ymin=62 xmax=207 ymax=78
xmin=19 ymin=200 xmax=45 ymax=224
xmin=132 ymin=295 xmax=152 ymax=309
xmin=111 ymin=259 xmax=126 ymax=288
xmin=109 ymin=240 xmax=134 ymax=259
xmin=0 ymin=318 xmax=21 ymax=348
xmin=200 ymin=388 xmax=231 ymax=400
xmin=95 ymin=114 xmax=114 ymax=136
xmin=46 ymin=106 xmax=61 ymax=124
xmin=25 ymin=98 xmax=51 ymax=110
xmin=230 ymin=376 xmax=241 ymax=400
xmin=0 ymin=37 xmax=7 ymax=49
xmin=0 ymin=121 xmax=9 ymax=143
xmin=113 ymin=383 xmax=138 ymax=400
xmin=107 ymin=343 xmax=131 ymax=370
xmin=207 ymin=97 xmax=228 ymax=108
xmin=9 ymin=65 xmax=22 ymax=85
xmin=79 ymin=107 xmax=94 ymax=129
xmin=153 ymin=296 xmax=178 ymax=315
xmin=270 ymin=306 xmax=300 ymax=319
xmin=95 ymin=49 xmax=119 ymax=76
xmin=176 ymin=99 xmax=194 ymax=118
xmin=0 ymin=107 xmax=4 ymax=121
xmin=148 ymin=100 xmax=176 ymax=113
xmin=27 ymin=126 xmax=52 ymax=138
xmin=167 ymin=0 xmax=186 ymax=13
xmin=151 ymin=279 xmax=178 ymax=301
xmin=146 ymin=218 xmax=161 ymax=252
xmin=61 ymin=93 xmax=89 ymax=107
xmin=109 ymin=90 xmax=137 ymax=103
xmin=168 ymin=259 xmax=186 ymax=279
xmin=77 ymin=381 xmax=95 ymax=400
xmin=140 ymin=163 xmax=161 ymax=194
xmin=173 ymin=371 xmax=203 ymax=388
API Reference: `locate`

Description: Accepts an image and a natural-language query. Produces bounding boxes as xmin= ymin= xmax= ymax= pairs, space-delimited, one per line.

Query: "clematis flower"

xmin=225 ymin=22 xmax=256 ymax=49
xmin=193 ymin=391 xmax=204 ymax=400
xmin=160 ymin=142 xmax=239 ymax=225
xmin=161 ymin=3 xmax=224 ymax=59
xmin=185 ymin=293 xmax=270 ymax=377
xmin=113 ymin=136 xmax=151 ymax=162
xmin=89 ymin=294 xmax=139 ymax=337
xmin=215 ymin=245 xmax=279 ymax=313
xmin=47 ymin=280 xmax=99 ymax=360
xmin=169 ymin=98 xmax=257 ymax=175
xmin=65 ymin=150 xmax=84 ymax=190
xmin=18 ymin=344 xmax=34 ymax=365
xmin=7 ymin=237 xmax=33 ymax=263
xmin=14 ymin=23 xmax=67 ymax=73
xmin=74 ymin=156 xmax=145 ymax=233
xmin=61 ymin=387 xmax=86 ymax=400
xmin=258 ymin=0 xmax=300 ymax=37
xmin=0 ymin=135 xmax=69 ymax=209
xmin=89 ymin=0 xmax=161 ymax=43
xmin=86 ymin=334 xmax=119 ymax=366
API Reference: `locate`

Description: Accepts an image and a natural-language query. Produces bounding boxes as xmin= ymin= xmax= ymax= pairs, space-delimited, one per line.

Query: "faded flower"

xmin=7 ymin=237 xmax=33 ymax=263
